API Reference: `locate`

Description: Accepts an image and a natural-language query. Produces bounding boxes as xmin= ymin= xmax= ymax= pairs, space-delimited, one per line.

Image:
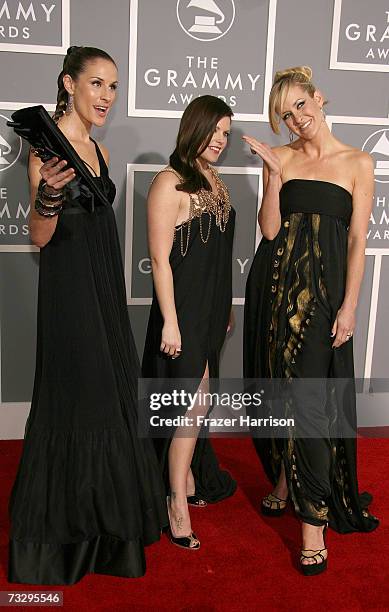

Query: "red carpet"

xmin=0 ymin=437 xmax=388 ymax=612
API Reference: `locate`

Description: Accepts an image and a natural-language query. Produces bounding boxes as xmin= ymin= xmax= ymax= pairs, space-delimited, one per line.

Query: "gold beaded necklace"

xmin=156 ymin=165 xmax=231 ymax=257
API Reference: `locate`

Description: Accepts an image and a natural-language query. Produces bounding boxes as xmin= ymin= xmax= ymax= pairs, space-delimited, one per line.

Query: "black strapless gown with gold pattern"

xmin=244 ymin=179 xmax=379 ymax=533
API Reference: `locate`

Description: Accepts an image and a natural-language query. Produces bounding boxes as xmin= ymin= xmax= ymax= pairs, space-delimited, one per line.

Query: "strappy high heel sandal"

xmin=261 ymin=493 xmax=288 ymax=517
xmin=300 ymin=525 xmax=328 ymax=576
xmin=166 ymin=496 xmax=200 ymax=550
xmin=187 ymin=494 xmax=207 ymax=507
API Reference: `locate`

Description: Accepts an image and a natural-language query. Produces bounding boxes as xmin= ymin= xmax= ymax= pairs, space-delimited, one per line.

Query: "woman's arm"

xmin=259 ymin=161 xmax=282 ymax=240
xmin=331 ymin=152 xmax=374 ymax=348
xmin=28 ymin=153 xmax=75 ymax=248
xmin=242 ymin=137 xmax=283 ymax=240
xmin=147 ymin=172 xmax=182 ymax=357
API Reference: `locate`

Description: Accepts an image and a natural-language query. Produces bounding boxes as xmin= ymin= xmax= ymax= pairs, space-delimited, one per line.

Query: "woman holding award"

xmin=8 ymin=46 xmax=167 ymax=585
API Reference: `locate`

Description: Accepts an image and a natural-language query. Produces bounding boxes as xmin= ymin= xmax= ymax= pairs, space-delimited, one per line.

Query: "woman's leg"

xmin=262 ymin=461 xmax=289 ymax=512
xmin=186 ymin=468 xmax=196 ymax=497
xmin=168 ymin=364 xmax=209 ymax=536
xmin=272 ymin=461 xmax=288 ymax=499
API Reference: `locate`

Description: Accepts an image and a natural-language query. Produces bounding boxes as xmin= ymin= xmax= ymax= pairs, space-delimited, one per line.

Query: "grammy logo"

xmin=0 ymin=134 xmax=12 ymax=166
xmin=187 ymin=0 xmax=225 ymax=34
xmin=0 ymin=114 xmax=22 ymax=173
xmin=370 ymin=131 xmax=389 ymax=177
xmin=177 ymin=0 xmax=235 ymax=42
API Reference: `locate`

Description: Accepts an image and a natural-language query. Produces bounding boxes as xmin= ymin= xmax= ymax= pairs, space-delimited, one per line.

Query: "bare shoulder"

xmin=272 ymin=144 xmax=289 ymax=156
xmin=353 ymin=149 xmax=374 ymax=172
xmin=338 ymin=145 xmax=372 ymax=168
xmin=341 ymin=147 xmax=374 ymax=184
xmin=148 ymin=168 xmax=182 ymax=200
xmin=97 ymin=141 xmax=109 ymax=165
xmin=273 ymin=144 xmax=293 ymax=164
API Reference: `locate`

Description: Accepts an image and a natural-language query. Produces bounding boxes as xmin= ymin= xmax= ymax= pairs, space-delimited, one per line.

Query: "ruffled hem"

xmin=8 ymin=533 xmax=159 ymax=585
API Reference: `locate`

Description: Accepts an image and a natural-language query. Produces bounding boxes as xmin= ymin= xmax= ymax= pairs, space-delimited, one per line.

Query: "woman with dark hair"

xmin=142 ymin=95 xmax=237 ymax=550
xmin=243 ymin=66 xmax=379 ymax=575
xmin=8 ymin=46 xmax=167 ymax=585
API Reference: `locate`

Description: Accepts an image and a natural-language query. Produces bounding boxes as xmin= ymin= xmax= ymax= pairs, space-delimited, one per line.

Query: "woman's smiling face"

xmin=280 ymin=84 xmax=324 ymax=141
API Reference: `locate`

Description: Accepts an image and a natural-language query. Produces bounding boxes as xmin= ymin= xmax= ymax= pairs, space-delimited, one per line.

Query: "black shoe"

xmin=169 ymin=529 xmax=201 ymax=550
xmin=187 ymin=494 xmax=207 ymax=507
xmin=261 ymin=493 xmax=288 ymax=517
xmin=166 ymin=496 xmax=201 ymax=550
xmin=300 ymin=525 xmax=328 ymax=576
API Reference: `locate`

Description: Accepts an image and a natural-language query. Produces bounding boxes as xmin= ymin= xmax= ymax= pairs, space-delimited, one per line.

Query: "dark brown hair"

xmin=169 ymin=95 xmax=233 ymax=193
xmin=53 ymin=46 xmax=116 ymax=122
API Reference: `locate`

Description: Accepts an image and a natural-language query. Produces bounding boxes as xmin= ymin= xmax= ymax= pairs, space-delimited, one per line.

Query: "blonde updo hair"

xmin=269 ymin=66 xmax=318 ymax=134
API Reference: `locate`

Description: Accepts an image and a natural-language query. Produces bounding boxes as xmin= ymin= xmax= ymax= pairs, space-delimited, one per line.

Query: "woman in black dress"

xmin=8 ymin=46 xmax=167 ymax=585
xmin=142 ymin=96 xmax=236 ymax=549
xmin=243 ymin=66 xmax=379 ymax=575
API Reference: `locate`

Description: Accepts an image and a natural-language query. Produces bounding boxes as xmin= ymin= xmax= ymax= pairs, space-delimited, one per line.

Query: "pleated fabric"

xmin=8 ymin=141 xmax=167 ymax=585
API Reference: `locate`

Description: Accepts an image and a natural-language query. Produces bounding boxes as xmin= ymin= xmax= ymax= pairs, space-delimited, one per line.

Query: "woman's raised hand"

xmin=39 ymin=157 xmax=76 ymax=191
xmin=242 ymin=136 xmax=281 ymax=178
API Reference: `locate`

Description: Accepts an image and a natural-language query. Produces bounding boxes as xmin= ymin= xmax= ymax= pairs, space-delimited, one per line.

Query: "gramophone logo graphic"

xmin=177 ymin=0 xmax=235 ymax=42
xmin=362 ymin=129 xmax=389 ymax=184
xmin=0 ymin=114 xmax=22 ymax=173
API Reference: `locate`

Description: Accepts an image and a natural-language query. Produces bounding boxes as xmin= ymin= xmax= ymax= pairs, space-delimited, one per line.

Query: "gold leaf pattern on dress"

xmin=269 ymin=213 xmax=302 ymax=376
xmin=268 ymin=211 xmax=331 ymax=525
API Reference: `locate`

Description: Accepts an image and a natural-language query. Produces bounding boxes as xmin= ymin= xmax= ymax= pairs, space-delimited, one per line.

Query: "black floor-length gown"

xmin=8 ymin=141 xmax=167 ymax=585
xmin=142 ymin=167 xmax=237 ymax=503
xmin=244 ymin=179 xmax=379 ymax=533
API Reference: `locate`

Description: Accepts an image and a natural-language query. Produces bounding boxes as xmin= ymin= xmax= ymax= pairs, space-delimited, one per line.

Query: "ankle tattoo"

xmin=175 ymin=516 xmax=183 ymax=531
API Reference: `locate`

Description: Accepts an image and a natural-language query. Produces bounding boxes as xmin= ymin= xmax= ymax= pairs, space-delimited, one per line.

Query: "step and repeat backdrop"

xmin=0 ymin=0 xmax=388 ymax=437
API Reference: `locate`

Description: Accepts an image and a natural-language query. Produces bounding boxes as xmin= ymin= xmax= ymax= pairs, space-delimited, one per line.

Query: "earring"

xmin=321 ymin=107 xmax=326 ymax=121
xmin=66 ymin=94 xmax=73 ymax=115
xmin=289 ymin=130 xmax=294 ymax=143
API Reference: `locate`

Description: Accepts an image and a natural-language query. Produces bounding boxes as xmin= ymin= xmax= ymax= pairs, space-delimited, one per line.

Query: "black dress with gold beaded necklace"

xmin=244 ymin=179 xmax=379 ymax=533
xmin=142 ymin=165 xmax=237 ymax=502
